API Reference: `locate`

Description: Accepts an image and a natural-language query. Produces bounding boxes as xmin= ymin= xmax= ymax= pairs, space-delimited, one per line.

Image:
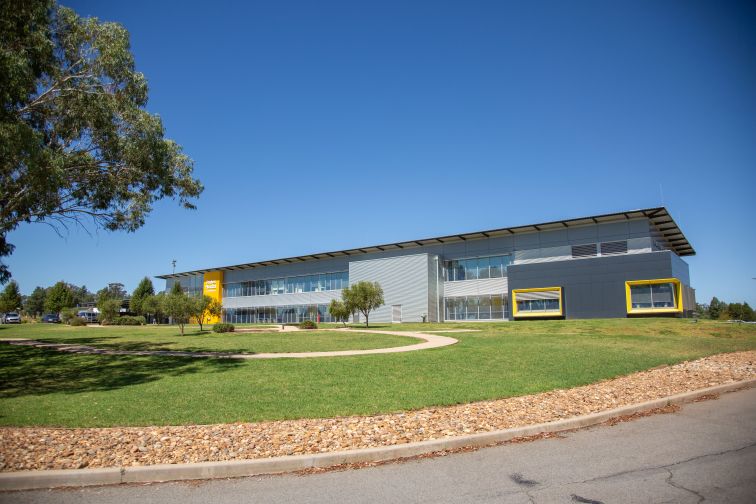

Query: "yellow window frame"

xmin=625 ymin=278 xmax=683 ymax=314
xmin=512 ymin=287 xmax=563 ymax=318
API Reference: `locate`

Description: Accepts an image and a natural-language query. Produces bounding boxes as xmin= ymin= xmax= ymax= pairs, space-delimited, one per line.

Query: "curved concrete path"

xmin=0 ymin=329 xmax=457 ymax=360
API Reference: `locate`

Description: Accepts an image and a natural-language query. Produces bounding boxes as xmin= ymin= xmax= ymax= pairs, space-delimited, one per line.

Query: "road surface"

xmin=4 ymin=387 xmax=756 ymax=503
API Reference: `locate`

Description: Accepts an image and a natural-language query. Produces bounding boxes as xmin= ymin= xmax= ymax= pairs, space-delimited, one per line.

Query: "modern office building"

xmin=158 ymin=207 xmax=696 ymax=324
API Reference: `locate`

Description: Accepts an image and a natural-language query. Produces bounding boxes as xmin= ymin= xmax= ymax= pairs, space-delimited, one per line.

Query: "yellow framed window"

xmin=512 ymin=287 xmax=563 ymax=318
xmin=625 ymin=278 xmax=683 ymax=314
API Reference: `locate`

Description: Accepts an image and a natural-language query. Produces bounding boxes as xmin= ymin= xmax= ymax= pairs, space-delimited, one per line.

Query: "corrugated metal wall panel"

xmin=508 ymin=251 xmax=687 ymax=319
xmin=224 ymin=257 xmax=350 ymax=283
xmin=349 ymin=253 xmax=430 ymax=323
xmin=443 ymin=277 xmax=508 ymax=297
xmin=165 ymin=219 xmax=678 ymax=312
xmin=427 ymin=255 xmax=441 ymax=322
xmin=223 ymin=290 xmax=342 ymax=308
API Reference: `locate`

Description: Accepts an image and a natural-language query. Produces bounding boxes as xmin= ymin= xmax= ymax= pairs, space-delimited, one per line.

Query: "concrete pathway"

xmin=7 ymin=387 xmax=754 ymax=503
xmin=0 ymin=329 xmax=457 ymax=360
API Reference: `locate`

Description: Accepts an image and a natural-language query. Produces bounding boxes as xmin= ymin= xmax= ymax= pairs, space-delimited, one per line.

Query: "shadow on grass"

xmin=0 ymin=344 xmax=243 ymax=399
xmin=28 ymin=336 xmax=260 ymax=355
xmin=35 ymin=336 xmax=184 ymax=352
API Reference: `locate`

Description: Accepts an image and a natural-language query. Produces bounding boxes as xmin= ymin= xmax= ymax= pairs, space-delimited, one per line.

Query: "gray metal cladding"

xmin=223 ymin=290 xmax=342 ymax=309
xmin=670 ymin=253 xmax=691 ymax=285
xmin=508 ymin=250 xmax=689 ymax=319
xmin=223 ymin=257 xmax=350 ymax=283
xmin=427 ymin=255 xmax=442 ymax=322
xmin=349 ymin=253 xmax=431 ymax=323
xmin=443 ymin=277 xmax=508 ymax=297
xmin=176 ymin=218 xmax=661 ymax=289
xmin=162 ymin=218 xmax=693 ymax=323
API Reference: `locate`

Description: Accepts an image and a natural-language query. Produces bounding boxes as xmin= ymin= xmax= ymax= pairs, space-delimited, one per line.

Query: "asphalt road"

xmin=4 ymin=387 xmax=756 ymax=504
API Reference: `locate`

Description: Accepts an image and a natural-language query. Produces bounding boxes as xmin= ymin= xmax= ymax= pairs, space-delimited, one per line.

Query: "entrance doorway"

xmin=392 ymin=304 xmax=402 ymax=323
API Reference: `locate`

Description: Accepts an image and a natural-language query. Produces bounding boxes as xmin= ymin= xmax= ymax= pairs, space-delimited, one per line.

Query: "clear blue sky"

xmin=8 ymin=0 xmax=756 ymax=305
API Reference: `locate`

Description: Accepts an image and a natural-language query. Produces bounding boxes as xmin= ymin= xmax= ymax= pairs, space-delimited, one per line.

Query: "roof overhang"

xmin=156 ymin=207 xmax=695 ymax=279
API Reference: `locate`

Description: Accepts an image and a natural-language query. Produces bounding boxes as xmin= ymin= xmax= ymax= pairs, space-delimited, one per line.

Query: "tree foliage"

xmin=0 ymin=0 xmax=203 ymax=283
xmin=129 ymin=277 xmax=154 ymax=315
xmin=726 ymin=302 xmax=754 ymax=322
xmin=192 ymin=294 xmax=222 ymax=331
xmin=24 ymin=286 xmax=47 ymax=316
xmin=341 ymin=281 xmax=384 ymax=328
xmin=96 ymin=282 xmax=126 ymax=302
xmin=707 ymin=297 xmax=726 ymax=320
xmin=97 ymin=297 xmax=121 ymax=323
xmin=162 ymin=289 xmax=194 ymax=336
xmin=69 ymin=284 xmax=94 ymax=305
xmin=699 ymin=296 xmax=753 ymax=321
xmin=141 ymin=292 xmax=164 ymax=322
xmin=0 ymin=280 xmax=22 ymax=312
xmin=328 ymin=299 xmax=351 ymax=327
xmin=44 ymin=280 xmax=74 ymax=312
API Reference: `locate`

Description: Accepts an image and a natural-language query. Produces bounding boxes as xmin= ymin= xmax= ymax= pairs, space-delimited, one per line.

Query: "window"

xmin=444 ymin=255 xmax=511 ymax=282
xmin=223 ymin=303 xmax=340 ymax=324
xmin=478 ymin=295 xmax=491 ymax=319
xmin=444 ymin=294 xmax=508 ymax=320
xmin=465 ymin=297 xmax=479 ymax=319
xmin=512 ymin=287 xmax=563 ymax=318
xmin=464 ymin=259 xmax=478 ymax=280
xmin=478 ymin=257 xmax=490 ymax=279
xmin=222 ymin=271 xmax=348 ymax=298
xmin=626 ymin=278 xmax=682 ymax=314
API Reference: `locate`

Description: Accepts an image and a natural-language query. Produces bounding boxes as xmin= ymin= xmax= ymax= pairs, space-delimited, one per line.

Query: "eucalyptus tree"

xmin=0 ymin=1 xmax=203 ymax=283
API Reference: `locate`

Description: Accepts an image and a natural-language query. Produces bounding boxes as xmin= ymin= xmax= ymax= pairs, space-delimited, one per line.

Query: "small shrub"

xmin=60 ymin=308 xmax=77 ymax=324
xmin=299 ymin=320 xmax=318 ymax=329
xmin=213 ymin=323 xmax=235 ymax=333
xmin=114 ymin=315 xmax=146 ymax=326
xmin=69 ymin=317 xmax=87 ymax=326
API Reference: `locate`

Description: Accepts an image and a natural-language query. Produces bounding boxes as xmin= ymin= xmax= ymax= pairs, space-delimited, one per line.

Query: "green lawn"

xmin=0 ymin=319 xmax=754 ymax=428
xmin=1 ymin=324 xmax=416 ymax=353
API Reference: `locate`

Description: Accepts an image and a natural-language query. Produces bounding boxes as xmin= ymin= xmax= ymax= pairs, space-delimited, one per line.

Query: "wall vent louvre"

xmin=571 ymin=244 xmax=598 ymax=258
xmin=600 ymin=240 xmax=628 ymax=256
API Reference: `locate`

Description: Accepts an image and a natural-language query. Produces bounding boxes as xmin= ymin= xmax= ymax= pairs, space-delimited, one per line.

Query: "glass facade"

xmin=174 ymin=275 xmax=203 ymax=297
xmin=223 ymin=304 xmax=337 ymax=324
xmin=223 ymin=271 xmax=348 ymax=298
xmin=512 ymin=288 xmax=562 ymax=316
xmin=630 ymin=282 xmax=676 ymax=309
xmin=444 ymin=255 xmax=512 ymax=282
xmin=516 ymin=298 xmax=561 ymax=313
xmin=444 ymin=294 xmax=508 ymax=320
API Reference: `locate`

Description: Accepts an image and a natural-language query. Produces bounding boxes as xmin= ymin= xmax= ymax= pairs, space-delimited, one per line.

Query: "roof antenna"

xmin=659 ymin=184 xmax=665 ymax=206
xmin=172 ymin=259 xmax=177 ymax=274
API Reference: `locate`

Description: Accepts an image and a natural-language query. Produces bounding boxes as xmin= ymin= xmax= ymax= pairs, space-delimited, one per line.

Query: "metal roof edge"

xmin=155 ymin=207 xmax=695 ymax=279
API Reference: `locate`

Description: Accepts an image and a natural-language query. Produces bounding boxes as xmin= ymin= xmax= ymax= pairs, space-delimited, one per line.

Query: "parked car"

xmin=41 ymin=313 xmax=61 ymax=323
xmin=77 ymin=311 xmax=98 ymax=323
xmin=3 ymin=312 xmax=21 ymax=324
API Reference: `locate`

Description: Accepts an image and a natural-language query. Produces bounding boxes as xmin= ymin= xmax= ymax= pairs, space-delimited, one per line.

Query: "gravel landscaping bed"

xmin=1 ymin=351 xmax=753 ymax=472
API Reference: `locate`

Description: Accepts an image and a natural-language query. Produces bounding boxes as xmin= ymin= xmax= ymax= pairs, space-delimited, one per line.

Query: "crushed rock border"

xmin=1 ymin=380 xmax=753 ymax=491
xmin=0 ymin=351 xmax=754 ymax=490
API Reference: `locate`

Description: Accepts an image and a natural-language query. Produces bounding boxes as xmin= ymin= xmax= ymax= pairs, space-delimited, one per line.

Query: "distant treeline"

xmin=696 ymin=297 xmax=754 ymax=321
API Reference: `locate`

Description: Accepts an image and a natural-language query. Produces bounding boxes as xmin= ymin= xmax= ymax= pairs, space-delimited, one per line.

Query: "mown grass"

xmin=1 ymin=324 xmax=416 ymax=353
xmin=0 ymin=319 xmax=754 ymax=427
